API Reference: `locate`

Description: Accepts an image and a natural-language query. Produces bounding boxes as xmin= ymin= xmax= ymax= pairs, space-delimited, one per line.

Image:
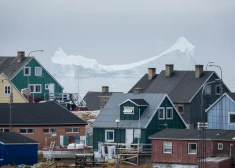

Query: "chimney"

xmin=148 ymin=68 xmax=156 ymax=80
xmin=17 ymin=51 xmax=25 ymax=62
xmin=195 ymin=65 xmax=204 ymax=78
xmin=133 ymin=87 xmax=143 ymax=94
xmin=165 ymin=64 xmax=174 ymax=77
xmin=102 ymin=86 xmax=109 ymax=93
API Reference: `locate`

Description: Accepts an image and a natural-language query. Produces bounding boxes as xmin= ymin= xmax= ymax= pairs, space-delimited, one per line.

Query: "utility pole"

xmin=9 ymin=91 xmax=13 ymax=132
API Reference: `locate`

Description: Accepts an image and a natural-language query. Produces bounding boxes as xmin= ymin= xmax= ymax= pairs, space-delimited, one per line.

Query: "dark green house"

xmin=0 ymin=51 xmax=63 ymax=102
xmin=92 ymin=93 xmax=187 ymax=150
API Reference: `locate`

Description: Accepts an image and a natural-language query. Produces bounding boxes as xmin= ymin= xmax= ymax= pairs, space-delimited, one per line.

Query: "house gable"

xmin=119 ymin=99 xmax=148 ymax=120
xmin=11 ymin=57 xmax=63 ymax=99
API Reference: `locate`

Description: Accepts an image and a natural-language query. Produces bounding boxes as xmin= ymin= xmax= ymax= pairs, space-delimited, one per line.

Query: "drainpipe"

xmin=230 ymin=144 xmax=233 ymax=157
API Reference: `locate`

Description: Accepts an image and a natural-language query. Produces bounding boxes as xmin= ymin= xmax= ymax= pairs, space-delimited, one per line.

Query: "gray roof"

xmin=0 ymin=57 xmax=32 ymax=79
xmin=149 ymin=128 xmax=235 ymax=141
xmin=92 ymin=93 xmax=167 ymax=129
xmin=227 ymin=93 xmax=235 ymax=102
xmin=0 ymin=132 xmax=38 ymax=144
xmin=129 ymin=99 xmax=149 ymax=106
xmin=132 ymin=70 xmax=215 ymax=103
xmin=0 ymin=102 xmax=87 ymax=126
xmin=83 ymin=91 xmax=121 ymax=111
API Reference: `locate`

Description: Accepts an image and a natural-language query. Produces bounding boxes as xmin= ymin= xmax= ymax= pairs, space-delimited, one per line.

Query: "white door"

xmin=125 ymin=129 xmax=133 ymax=145
xmin=48 ymin=83 xmax=55 ymax=100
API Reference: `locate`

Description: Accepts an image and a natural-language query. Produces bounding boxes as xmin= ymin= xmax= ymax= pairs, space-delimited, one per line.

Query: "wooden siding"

xmin=145 ymin=97 xmax=186 ymax=144
xmin=0 ymin=74 xmax=27 ymax=103
xmin=208 ymin=95 xmax=235 ymax=130
xmin=120 ymin=101 xmax=147 ymax=120
xmin=188 ymin=73 xmax=229 ymax=126
xmin=152 ymin=139 xmax=235 ymax=165
xmin=11 ymin=58 xmax=63 ymax=99
xmin=93 ymin=128 xmax=125 ymax=150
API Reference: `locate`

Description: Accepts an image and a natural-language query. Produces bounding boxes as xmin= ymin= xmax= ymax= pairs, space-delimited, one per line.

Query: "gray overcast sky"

xmin=0 ymin=0 xmax=235 ymax=89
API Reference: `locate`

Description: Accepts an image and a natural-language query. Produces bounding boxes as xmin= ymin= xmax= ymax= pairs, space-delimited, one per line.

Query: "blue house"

xmin=206 ymin=93 xmax=235 ymax=130
xmin=0 ymin=132 xmax=38 ymax=167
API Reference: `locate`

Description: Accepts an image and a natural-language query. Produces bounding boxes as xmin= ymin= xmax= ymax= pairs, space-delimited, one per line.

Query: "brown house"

xmin=0 ymin=101 xmax=87 ymax=149
xmin=149 ymin=128 xmax=235 ymax=168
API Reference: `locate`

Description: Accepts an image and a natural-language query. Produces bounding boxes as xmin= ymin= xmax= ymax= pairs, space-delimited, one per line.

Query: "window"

xmin=215 ymin=85 xmax=221 ymax=95
xmin=4 ymin=85 xmax=11 ymax=95
xmin=29 ymin=84 xmax=41 ymax=93
xmin=123 ymin=107 xmax=134 ymax=114
xmin=163 ymin=142 xmax=172 ymax=154
xmin=24 ymin=67 xmax=31 ymax=76
xmin=205 ymin=85 xmax=211 ymax=95
xmin=20 ymin=128 xmax=34 ymax=134
xmin=105 ymin=130 xmax=114 ymax=142
xmin=166 ymin=107 xmax=173 ymax=119
xmin=218 ymin=143 xmax=223 ymax=150
xmin=229 ymin=112 xmax=235 ymax=124
xmin=158 ymin=108 xmax=165 ymax=119
xmin=175 ymin=104 xmax=184 ymax=114
xmin=65 ymin=128 xmax=80 ymax=133
xmin=45 ymin=84 xmax=49 ymax=90
xmin=43 ymin=128 xmax=57 ymax=134
xmin=188 ymin=143 xmax=197 ymax=154
xmin=0 ymin=128 xmax=10 ymax=132
xmin=35 ymin=67 xmax=42 ymax=76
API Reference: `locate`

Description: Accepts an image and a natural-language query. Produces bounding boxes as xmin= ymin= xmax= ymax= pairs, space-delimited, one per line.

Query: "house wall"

xmin=189 ymin=74 xmax=229 ymax=126
xmin=146 ymin=97 xmax=186 ymax=144
xmin=152 ymin=140 xmax=214 ymax=164
xmin=0 ymin=143 xmax=38 ymax=166
xmin=11 ymin=58 xmax=63 ymax=100
xmin=93 ymin=128 xmax=125 ymax=150
xmin=208 ymin=95 xmax=235 ymax=130
xmin=0 ymin=74 xmax=27 ymax=103
xmin=0 ymin=125 xmax=85 ymax=149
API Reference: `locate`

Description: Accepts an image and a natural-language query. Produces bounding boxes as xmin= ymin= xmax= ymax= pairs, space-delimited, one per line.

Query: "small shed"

xmin=0 ymin=132 xmax=38 ymax=167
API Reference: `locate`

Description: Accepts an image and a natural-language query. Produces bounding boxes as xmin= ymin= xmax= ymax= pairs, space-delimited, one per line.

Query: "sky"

xmin=0 ymin=0 xmax=235 ymax=90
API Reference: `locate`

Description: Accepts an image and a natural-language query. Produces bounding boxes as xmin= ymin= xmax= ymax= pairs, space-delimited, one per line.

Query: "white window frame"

xmin=29 ymin=84 xmax=42 ymax=93
xmin=218 ymin=143 xmax=223 ymax=150
xmin=228 ymin=112 xmax=235 ymax=124
xmin=65 ymin=128 xmax=80 ymax=133
xmin=188 ymin=143 xmax=197 ymax=154
xmin=35 ymin=67 xmax=42 ymax=76
xmin=23 ymin=67 xmax=31 ymax=76
xmin=4 ymin=85 xmax=11 ymax=95
xmin=158 ymin=107 xmax=165 ymax=120
xmin=43 ymin=128 xmax=57 ymax=134
xmin=0 ymin=128 xmax=10 ymax=132
xmin=20 ymin=128 xmax=34 ymax=134
xmin=105 ymin=130 xmax=114 ymax=142
xmin=205 ymin=85 xmax=212 ymax=95
xmin=163 ymin=142 xmax=172 ymax=154
xmin=215 ymin=85 xmax=221 ymax=95
xmin=166 ymin=107 xmax=173 ymax=119
xmin=123 ymin=106 xmax=134 ymax=114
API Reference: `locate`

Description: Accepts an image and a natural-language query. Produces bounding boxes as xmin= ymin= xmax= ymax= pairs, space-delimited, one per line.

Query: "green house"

xmin=92 ymin=93 xmax=187 ymax=150
xmin=0 ymin=51 xmax=63 ymax=101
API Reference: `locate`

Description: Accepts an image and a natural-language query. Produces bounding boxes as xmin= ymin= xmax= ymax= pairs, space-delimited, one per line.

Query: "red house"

xmin=149 ymin=128 xmax=235 ymax=168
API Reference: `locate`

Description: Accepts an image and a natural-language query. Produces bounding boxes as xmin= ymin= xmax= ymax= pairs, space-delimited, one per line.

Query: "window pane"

xmin=65 ymin=128 xmax=72 ymax=132
xmin=216 ymin=85 xmax=221 ymax=94
xmin=35 ymin=67 xmax=42 ymax=76
xmin=43 ymin=129 xmax=49 ymax=133
xmin=51 ymin=128 xmax=57 ymax=133
xmin=107 ymin=131 xmax=113 ymax=140
xmin=167 ymin=108 xmax=173 ymax=119
xmin=73 ymin=128 xmax=79 ymax=132
xmin=28 ymin=129 xmax=34 ymax=133
xmin=189 ymin=144 xmax=197 ymax=154
xmin=4 ymin=129 xmax=10 ymax=132
xmin=30 ymin=85 xmax=34 ymax=92
xmin=20 ymin=129 xmax=26 ymax=133
xmin=24 ymin=68 xmax=29 ymax=75
xmin=158 ymin=109 xmax=164 ymax=119
xmin=205 ymin=85 xmax=211 ymax=95
xmin=230 ymin=114 xmax=235 ymax=123
xmin=35 ymin=85 xmax=41 ymax=92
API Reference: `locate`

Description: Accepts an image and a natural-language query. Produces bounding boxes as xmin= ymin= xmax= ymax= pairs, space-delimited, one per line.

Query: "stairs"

xmin=46 ymin=141 xmax=55 ymax=163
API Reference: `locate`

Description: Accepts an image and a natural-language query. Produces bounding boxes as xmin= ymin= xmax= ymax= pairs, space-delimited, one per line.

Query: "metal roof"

xmin=149 ymin=128 xmax=235 ymax=141
xmin=92 ymin=93 xmax=167 ymax=129
xmin=0 ymin=102 xmax=87 ymax=126
xmin=0 ymin=132 xmax=39 ymax=144
xmin=135 ymin=70 xmax=215 ymax=103
xmin=129 ymin=99 xmax=149 ymax=106
xmin=0 ymin=57 xmax=32 ymax=79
